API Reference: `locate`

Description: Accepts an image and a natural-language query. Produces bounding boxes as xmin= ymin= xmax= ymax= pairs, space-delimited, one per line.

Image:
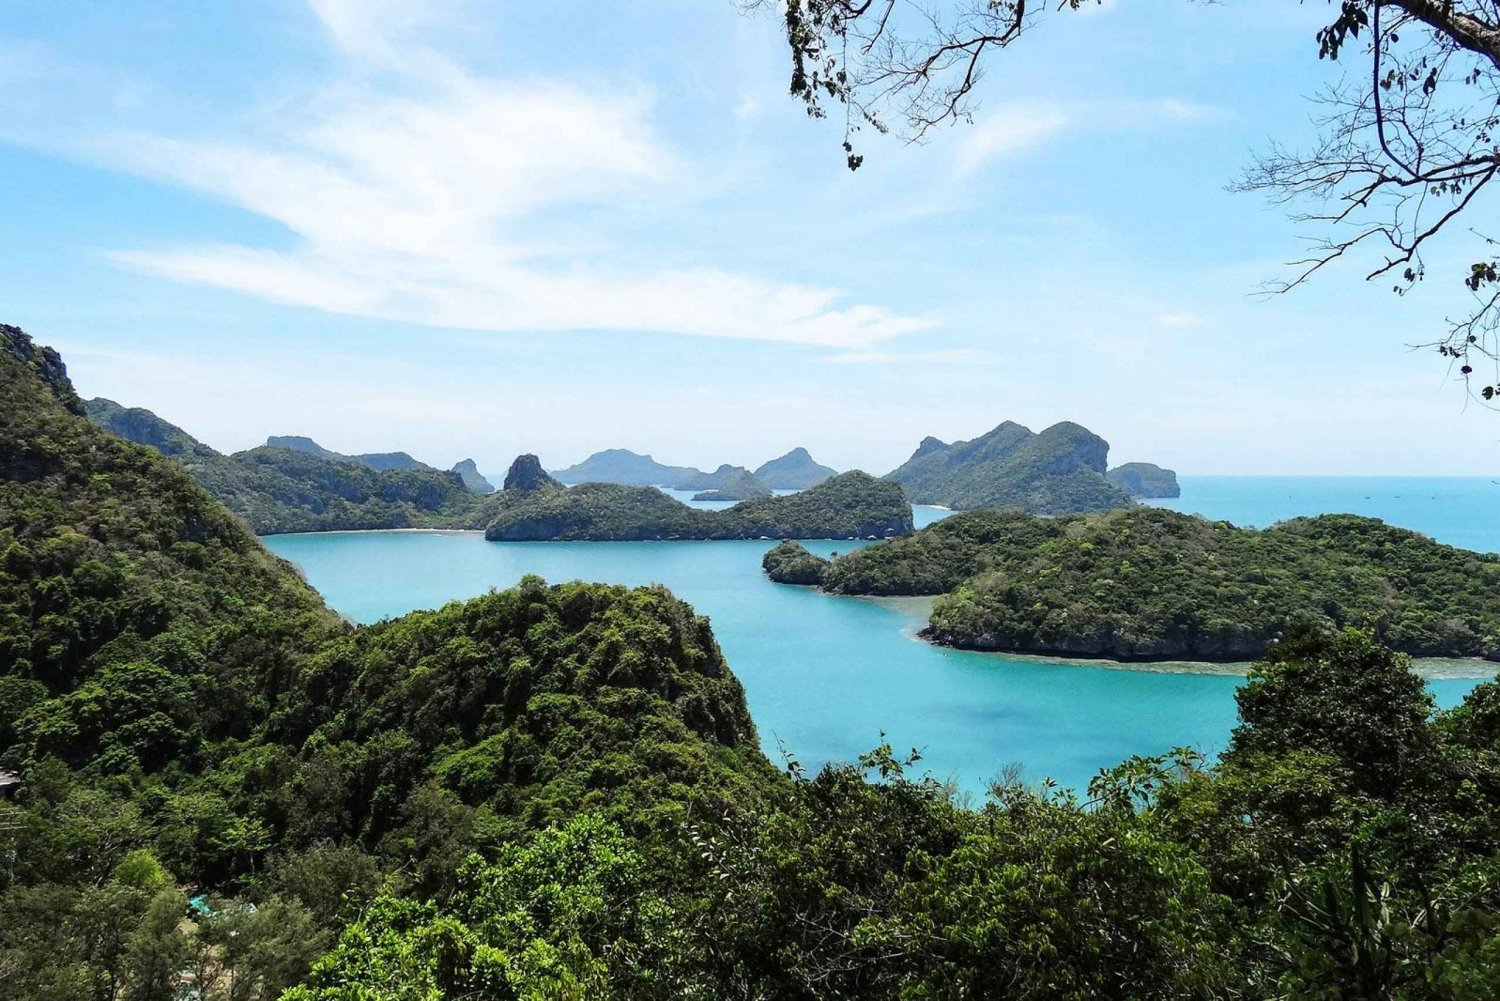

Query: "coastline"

xmin=857 ymin=595 xmax=1498 ymax=680
xmin=262 ymin=528 xmax=485 ymax=538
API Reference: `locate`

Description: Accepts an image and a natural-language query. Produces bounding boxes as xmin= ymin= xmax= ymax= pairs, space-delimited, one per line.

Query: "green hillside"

xmin=885 ymin=420 xmax=1138 ymax=514
xmin=774 ymin=507 xmax=1500 ymax=661
xmin=485 ymin=470 xmax=912 ymax=541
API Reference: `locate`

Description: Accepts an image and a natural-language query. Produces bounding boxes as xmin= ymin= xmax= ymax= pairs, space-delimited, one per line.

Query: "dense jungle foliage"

xmin=771 ymin=507 xmax=1500 ymax=661
xmin=483 ymin=471 xmax=912 ymax=541
xmin=11 ymin=324 xmax=1500 ymax=998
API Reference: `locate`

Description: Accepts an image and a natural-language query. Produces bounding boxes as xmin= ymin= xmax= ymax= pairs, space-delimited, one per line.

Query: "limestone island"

xmin=692 ymin=467 xmax=773 ymax=502
xmin=884 ymin=420 xmax=1164 ymax=515
xmin=764 ymin=507 xmax=1500 ymax=662
xmin=1106 ymin=462 xmax=1180 ymax=499
xmin=754 ymin=447 xmax=837 ymax=489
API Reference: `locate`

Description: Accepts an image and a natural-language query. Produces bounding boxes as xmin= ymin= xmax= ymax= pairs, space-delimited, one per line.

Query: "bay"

xmin=265 ymin=478 xmax=1497 ymax=794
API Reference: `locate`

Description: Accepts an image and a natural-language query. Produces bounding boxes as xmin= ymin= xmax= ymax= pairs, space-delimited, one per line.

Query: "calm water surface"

xmin=265 ymin=479 xmax=1497 ymax=793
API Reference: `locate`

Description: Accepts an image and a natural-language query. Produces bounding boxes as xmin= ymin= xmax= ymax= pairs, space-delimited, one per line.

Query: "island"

xmin=753 ymin=447 xmax=838 ymax=489
xmin=502 ymin=453 xmax=563 ymax=492
xmin=761 ymin=539 xmax=832 ymax=584
xmin=764 ymin=507 xmax=1500 ymax=661
xmin=1107 ymin=462 xmax=1180 ymax=498
xmin=549 ymin=447 xmax=707 ymax=487
xmin=450 ymin=458 xmax=496 ymax=493
xmin=883 ymin=420 xmax=1142 ymax=514
xmin=484 ymin=466 xmax=911 ymax=541
xmin=692 ymin=467 xmax=773 ymax=502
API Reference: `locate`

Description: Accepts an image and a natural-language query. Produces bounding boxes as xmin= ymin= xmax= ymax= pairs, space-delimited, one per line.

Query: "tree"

xmin=764 ymin=1 xmax=1500 ymax=402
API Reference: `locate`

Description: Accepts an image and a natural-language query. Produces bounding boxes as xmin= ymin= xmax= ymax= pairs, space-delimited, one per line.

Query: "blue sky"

xmin=2 ymin=0 xmax=1497 ymax=476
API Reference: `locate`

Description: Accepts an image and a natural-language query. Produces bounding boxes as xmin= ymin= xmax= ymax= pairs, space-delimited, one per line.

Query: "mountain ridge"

xmin=884 ymin=420 xmax=1150 ymax=514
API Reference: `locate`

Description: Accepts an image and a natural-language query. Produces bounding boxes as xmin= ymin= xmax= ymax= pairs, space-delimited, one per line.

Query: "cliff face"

xmin=753 ymin=448 xmax=837 ymax=489
xmin=451 ymin=458 xmax=496 ymax=494
xmin=2 ymin=323 xmax=80 ymax=412
xmin=86 ymin=398 xmax=219 ymax=459
xmin=1107 ymin=462 xmax=1181 ymax=499
xmin=885 ymin=420 xmax=1133 ymax=514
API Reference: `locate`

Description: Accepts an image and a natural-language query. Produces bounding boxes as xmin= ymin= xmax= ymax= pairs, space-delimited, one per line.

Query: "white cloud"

xmin=1155 ymin=312 xmax=1204 ymax=328
xmin=819 ymin=348 xmax=1002 ymax=365
xmin=78 ymin=2 xmax=936 ymax=350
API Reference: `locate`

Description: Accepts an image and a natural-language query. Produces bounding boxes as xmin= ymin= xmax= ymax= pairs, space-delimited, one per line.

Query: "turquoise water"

xmin=1156 ymin=476 xmax=1500 ymax=554
xmin=264 ymin=483 xmax=1495 ymax=794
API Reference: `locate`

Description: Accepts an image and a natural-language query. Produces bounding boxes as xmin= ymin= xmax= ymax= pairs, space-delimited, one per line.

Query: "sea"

xmin=263 ymin=476 xmax=1500 ymax=796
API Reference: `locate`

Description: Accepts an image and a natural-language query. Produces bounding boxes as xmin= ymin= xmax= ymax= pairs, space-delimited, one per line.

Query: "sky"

xmin=2 ymin=0 xmax=1498 ymax=476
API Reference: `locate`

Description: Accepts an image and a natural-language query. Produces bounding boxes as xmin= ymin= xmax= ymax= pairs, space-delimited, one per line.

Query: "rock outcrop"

xmin=1107 ymin=462 xmax=1181 ymax=498
xmin=451 ymin=458 xmax=495 ymax=494
xmin=503 ymin=454 xmax=563 ymax=493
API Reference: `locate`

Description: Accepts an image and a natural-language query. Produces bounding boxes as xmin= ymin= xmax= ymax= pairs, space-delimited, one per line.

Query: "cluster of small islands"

xmin=82 ymin=369 xmax=1500 ymax=666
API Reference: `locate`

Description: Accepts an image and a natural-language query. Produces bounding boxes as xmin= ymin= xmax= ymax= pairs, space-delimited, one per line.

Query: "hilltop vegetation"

xmin=762 ymin=539 xmax=833 ymax=585
xmin=1 ymin=325 xmax=771 ymax=996
xmin=772 ymin=507 xmax=1500 ymax=661
xmin=485 ymin=470 xmax=912 ymax=541
xmin=885 ymin=420 xmax=1148 ymax=514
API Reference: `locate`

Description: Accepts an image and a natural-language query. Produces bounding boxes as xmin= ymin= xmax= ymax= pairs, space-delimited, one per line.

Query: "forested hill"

xmin=884 ymin=420 xmax=1150 ymax=514
xmin=86 ymin=397 xmax=490 ymax=534
xmin=484 ymin=468 xmax=912 ymax=541
xmin=766 ymin=507 xmax=1500 ymax=661
xmin=0 ymin=324 xmax=772 ymax=995
xmin=7 ymin=331 xmax=337 ymax=697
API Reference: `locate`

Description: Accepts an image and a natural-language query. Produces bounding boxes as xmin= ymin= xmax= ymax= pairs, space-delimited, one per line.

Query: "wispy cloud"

xmin=1155 ymin=312 xmax=1205 ymax=328
xmin=819 ymin=348 xmax=1002 ymax=366
xmin=954 ymin=97 xmax=1222 ymax=176
xmin=65 ymin=2 xmax=937 ymax=350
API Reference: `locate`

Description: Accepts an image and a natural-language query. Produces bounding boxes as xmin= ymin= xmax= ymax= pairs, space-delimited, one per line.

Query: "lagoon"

xmin=265 ymin=477 xmax=1499 ymax=794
